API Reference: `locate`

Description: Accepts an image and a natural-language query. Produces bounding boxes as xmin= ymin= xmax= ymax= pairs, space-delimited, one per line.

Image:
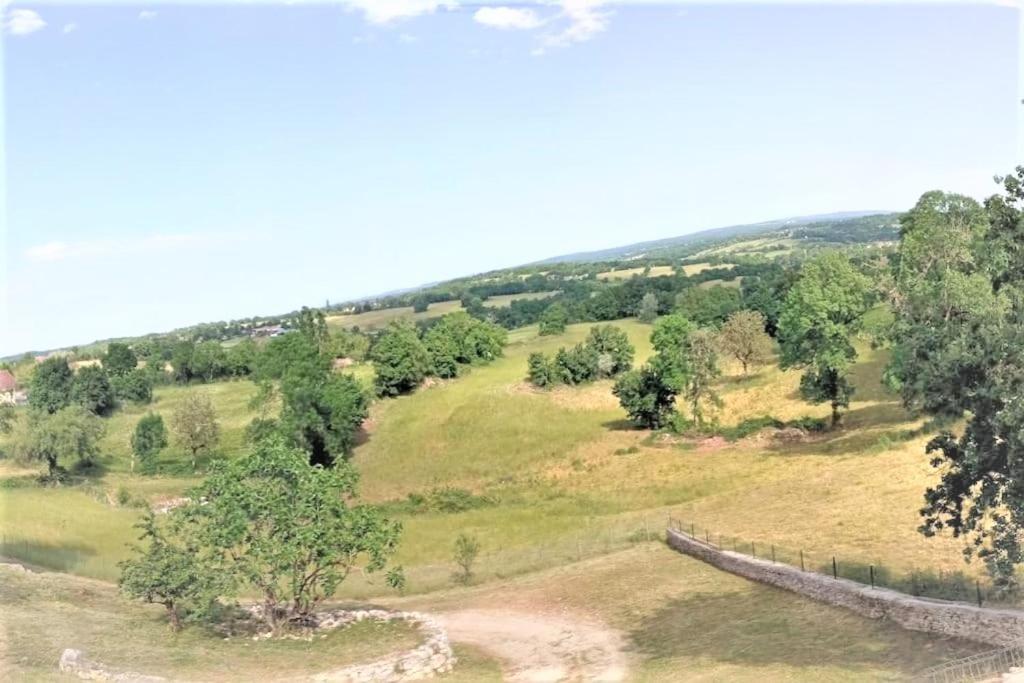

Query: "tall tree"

xmin=538 ymin=303 xmax=569 ymax=336
xmin=131 ymin=413 xmax=168 ymax=474
xmin=891 ymin=172 xmax=1024 ymax=592
xmin=778 ymin=252 xmax=872 ymax=426
xmin=170 ymin=393 xmax=220 ymax=471
xmin=682 ymin=329 xmax=722 ymax=427
xmin=613 ymin=355 xmax=679 ymax=429
xmin=718 ymin=310 xmax=775 ymax=375
xmin=637 ymin=292 xmax=659 ymax=324
xmin=29 ymin=356 xmax=74 ymax=414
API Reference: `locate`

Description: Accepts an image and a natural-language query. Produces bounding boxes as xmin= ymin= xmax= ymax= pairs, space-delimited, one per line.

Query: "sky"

xmin=1 ymin=1 xmax=1021 ymax=356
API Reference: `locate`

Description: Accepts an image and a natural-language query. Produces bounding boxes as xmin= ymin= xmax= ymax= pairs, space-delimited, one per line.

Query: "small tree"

xmin=682 ymin=329 xmax=722 ymax=427
xmin=586 ymin=325 xmax=634 ymax=377
xmin=131 ymin=413 xmax=168 ymax=474
xmin=718 ymin=310 xmax=774 ymax=376
xmin=527 ymin=352 xmax=555 ymax=387
xmin=119 ymin=512 xmax=223 ymax=631
xmin=172 ymin=436 xmax=403 ymax=633
xmin=452 ymin=532 xmax=480 ymax=585
xmin=637 ymin=292 xmax=659 ymax=323
xmin=171 ymin=393 xmax=220 ymax=471
xmin=112 ymin=368 xmax=154 ymax=405
xmin=538 ymin=303 xmax=568 ymax=336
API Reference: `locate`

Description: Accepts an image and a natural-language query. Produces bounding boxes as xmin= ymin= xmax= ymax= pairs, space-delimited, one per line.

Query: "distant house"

xmin=0 ymin=370 xmax=25 ymax=406
xmin=249 ymin=325 xmax=285 ymax=339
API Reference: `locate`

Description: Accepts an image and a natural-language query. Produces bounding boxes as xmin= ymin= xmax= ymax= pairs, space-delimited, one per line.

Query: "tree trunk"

xmin=831 ymin=401 xmax=842 ymax=428
xmin=741 ymin=360 xmax=748 ymax=376
xmin=166 ymin=602 xmax=182 ymax=631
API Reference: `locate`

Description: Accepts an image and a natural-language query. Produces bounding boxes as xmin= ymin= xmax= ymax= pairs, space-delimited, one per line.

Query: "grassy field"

xmin=680 ymin=262 xmax=732 ymax=276
xmin=394 ymin=544 xmax=982 ymax=681
xmin=0 ymin=564 xmax=506 ymax=681
xmin=597 ymin=266 xmax=676 ymax=280
xmin=0 ymin=318 xmax=983 ymax=598
xmin=325 ymin=293 xmax=557 ymax=332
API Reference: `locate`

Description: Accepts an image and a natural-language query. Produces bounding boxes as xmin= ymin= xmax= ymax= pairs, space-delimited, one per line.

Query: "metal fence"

xmin=917 ymin=642 xmax=1024 ymax=683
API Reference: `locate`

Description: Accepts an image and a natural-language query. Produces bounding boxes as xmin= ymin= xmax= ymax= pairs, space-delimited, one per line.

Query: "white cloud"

xmin=24 ymin=233 xmax=240 ymax=264
xmin=398 ymin=32 xmax=418 ymax=43
xmin=138 ymin=10 xmax=158 ymax=21
xmin=5 ymin=8 xmax=46 ymax=35
xmin=474 ymin=6 xmax=543 ymax=30
xmin=538 ymin=0 xmax=610 ymax=52
xmin=342 ymin=0 xmax=456 ymax=25
xmin=63 ymin=22 xmax=78 ymax=34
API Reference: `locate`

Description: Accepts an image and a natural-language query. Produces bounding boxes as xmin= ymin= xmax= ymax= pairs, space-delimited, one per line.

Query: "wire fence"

xmin=917 ymin=642 xmax=1024 ymax=682
xmin=665 ymin=516 xmax=1002 ymax=609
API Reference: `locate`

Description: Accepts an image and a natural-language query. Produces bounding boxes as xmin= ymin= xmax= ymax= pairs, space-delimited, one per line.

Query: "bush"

xmin=452 ymin=533 xmax=481 ymax=585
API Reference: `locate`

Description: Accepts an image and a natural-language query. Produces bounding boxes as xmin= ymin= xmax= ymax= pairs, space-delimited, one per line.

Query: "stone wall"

xmin=666 ymin=528 xmax=1024 ymax=647
xmin=59 ymin=608 xmax=455 ymax=682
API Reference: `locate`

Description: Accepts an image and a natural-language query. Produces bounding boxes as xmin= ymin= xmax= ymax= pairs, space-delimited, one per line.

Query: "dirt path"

xmin=436 ymin=609 xmax=628 ymax=682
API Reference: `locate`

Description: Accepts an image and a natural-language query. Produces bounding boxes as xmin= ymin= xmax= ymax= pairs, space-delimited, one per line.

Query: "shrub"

xmin=452 ymin=533 xmax=481 ymax=585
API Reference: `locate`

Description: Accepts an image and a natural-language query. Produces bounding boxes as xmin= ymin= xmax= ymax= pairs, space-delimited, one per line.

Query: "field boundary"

xmin=666 ymin=527 xmax=1024 ymax=647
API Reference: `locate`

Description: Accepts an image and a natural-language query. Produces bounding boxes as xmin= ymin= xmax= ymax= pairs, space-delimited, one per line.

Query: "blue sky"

xmin=2 ymin=1 xmax=1020 ymax=355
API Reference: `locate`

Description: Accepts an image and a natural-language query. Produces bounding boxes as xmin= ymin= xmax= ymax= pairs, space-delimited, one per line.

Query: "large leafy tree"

xmin=29 ymin=356 xmax=74 ymax=414
xmin=778 ymin=252 xmax=872 ymax=426
xmin=371 ymin=320 xmax=432 ymax=396
xmin=891 ymin=171 xmax=1024 ymax=592
xmin=682 ymin=329 xmax=722 ymax=427
xmin=538 ymin=303 xmax=569 ymax=336
xmin=586 ymin=325 xmax=634 ymax=377
xmin=613 ymin=355 xmax=679 ymax=429
xmin=15 ymin=406 xmax=105 ymax=477
xmin=165 ymin=436 xmax=403 ymax=633
xmin=104 ymin=342 xmax=138 ymax=377
xmin=71 ymin=365 xmax=116 ymax=415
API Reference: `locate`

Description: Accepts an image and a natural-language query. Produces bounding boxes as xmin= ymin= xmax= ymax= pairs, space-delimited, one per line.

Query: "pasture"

xmin=597 ymin=265 xmax=676 ymax=280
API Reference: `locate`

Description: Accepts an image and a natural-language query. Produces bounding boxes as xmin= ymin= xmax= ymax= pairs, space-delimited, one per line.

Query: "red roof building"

xmin=0 ymin=370 xmax=16 ymax=393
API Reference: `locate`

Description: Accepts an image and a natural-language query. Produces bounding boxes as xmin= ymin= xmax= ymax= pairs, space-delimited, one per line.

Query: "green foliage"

xmin=170 ymin=392 xmax=220 ymax=471
xmin=411 ymin=294 xmax=430 ymax=313
xmin=400 ymin=486 xmax=495 ymax=514
xmin=778 ymin=252 xmax=872 ymax=426
xmin=893 ymin=172 xmax=1024 ymax=593
xmin=14 ymin=406 xmax=105 ymax=478
xmin=452 ymin=532 xmax=480 ymax=585
xmin=119 ymin=512 xmax=224 ymax=630
xmin=131 ymin=413 xmax=168 ymax=475
xmin=651 ymin=313 xmax=696 ymax=356
xmin=553 ymin=344 xmax=600 ymax=385
xmin=111 ymin=368 xmax=154 ymax=405
xmin=675 ymin=285 xmax=742 ymax=327
xmin=190 ymin=342 xmax=229 ymax=383
xmin=538 ymin=303 xmax=569 ymax=336
xmin=104 ymin=343 xmax=138 ymax=377
xmin=613 ymin=356 xmax=679 ymax=430
xmin=29 ymin=357 xmax=74 ymax=414
xmin=718 ymin=310 xmax=774 ymax=375
xmin=169 ymin=436 xmax=403 ymax=632
xmin=371 ymin=320 xmax=432 ymax=397
xmin=225 ymin=339 xmax=259 ymax=377
xmin=71 ymin=365 xmax=116 ymax=415
xmin=682 ymin=329 xmax=722 ymax=427
xmin=586 ymin=324 xmax=634 ymax=377
xmin=527 ymin=352 xmax=555 ymax=387
xmin=330 ymin=329 xmax=370 ymax=362
xmin=255 ymin=327 xmax=369 ymax=466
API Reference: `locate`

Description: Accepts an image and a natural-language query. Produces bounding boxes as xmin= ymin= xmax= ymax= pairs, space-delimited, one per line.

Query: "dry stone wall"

xmin=59 ymin=609 xmax=455 ymax=682
xmin=666 ymin=528 xmax=1024 ymax=647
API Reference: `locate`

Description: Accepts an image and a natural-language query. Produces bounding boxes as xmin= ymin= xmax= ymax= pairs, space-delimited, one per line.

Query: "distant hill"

xmin=533 ymin=211 xmax=899 ymax=264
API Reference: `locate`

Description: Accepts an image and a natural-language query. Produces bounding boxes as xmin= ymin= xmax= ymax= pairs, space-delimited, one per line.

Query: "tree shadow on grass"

xmin=761 ymin=403 xmax=919 ymax=458
xmin=627 ymin=586 xmax=980 ymax=675
xmin=602 ymin=419 xmax=642 ymax=432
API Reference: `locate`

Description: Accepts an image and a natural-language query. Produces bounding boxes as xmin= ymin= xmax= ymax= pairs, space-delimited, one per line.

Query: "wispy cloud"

xmin=5 ymin=8 xmax=46 ymax=35
xmin=25 ymin=233 xmax=243 ymax=264
xmin=399 ymin=32 xmax=418 ymax=43
xmin=341 ymin=0 xmax=457 ymax=24
xmin=536 ymin=0 xmax=610 ymax=54
xmin=474 ymin=6 xmax=544 ymax=30
xmin=63 ymin=22 xmax=78 ymax=34
xmin=138 ymin=10 xmax=158 ymax=21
